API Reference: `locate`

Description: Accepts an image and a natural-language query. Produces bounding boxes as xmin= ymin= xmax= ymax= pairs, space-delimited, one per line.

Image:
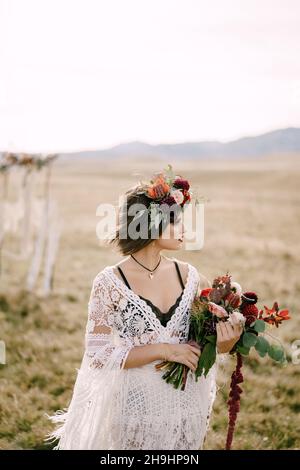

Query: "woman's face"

xmin=156 ymin=214 xmax=185 ymax=250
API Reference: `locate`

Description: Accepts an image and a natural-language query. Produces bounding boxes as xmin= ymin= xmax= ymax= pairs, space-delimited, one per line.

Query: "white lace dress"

xmin=46 ymin=262 xmax=218 ymax=450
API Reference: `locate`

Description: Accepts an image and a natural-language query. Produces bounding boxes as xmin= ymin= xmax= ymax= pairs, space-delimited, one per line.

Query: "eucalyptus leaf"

xmin=255 ymin=336 xmax=269 ymax=357
xmin=268 ymin=344 xmax=285 ymax=362
xmin=243 ymin=332 xmax=258 ymax=348
xmin=252 ymin=319 xmax=266 ymax=333
xmin=236 ymin=344 xmax=250 ymax=356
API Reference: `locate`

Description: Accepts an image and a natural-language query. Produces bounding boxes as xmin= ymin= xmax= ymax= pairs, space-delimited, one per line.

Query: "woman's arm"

xmin=123 ymin=342 xmax=201 ymax=371
xmin=122 ymin=344 xmax=164 ymax=369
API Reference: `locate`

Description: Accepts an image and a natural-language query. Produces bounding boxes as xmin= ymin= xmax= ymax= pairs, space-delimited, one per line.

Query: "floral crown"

xmin=137 ymin=164 xmax=192 ymax=207
xmin=134 ymin=164 xmax=194 ymax=230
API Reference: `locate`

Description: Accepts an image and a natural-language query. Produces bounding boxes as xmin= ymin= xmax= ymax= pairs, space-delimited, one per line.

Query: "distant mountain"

xmin=2 ymin=127 xmax=300 ymax=161
xmin=57 ymin=127 xmax=300 ymax=161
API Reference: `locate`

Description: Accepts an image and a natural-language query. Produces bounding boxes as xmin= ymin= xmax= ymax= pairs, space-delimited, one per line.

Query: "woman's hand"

xmin=216 ymin=317 xmax=243 ymax=354
xmin=162 ymin=341 xmax=201 ymax=372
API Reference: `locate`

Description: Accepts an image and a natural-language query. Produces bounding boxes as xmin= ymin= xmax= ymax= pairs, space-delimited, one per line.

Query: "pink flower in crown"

xmin=170 ymin=189 xmax=184 ymax=205
xmin=207 ymin=301 xmax=229 ymax=318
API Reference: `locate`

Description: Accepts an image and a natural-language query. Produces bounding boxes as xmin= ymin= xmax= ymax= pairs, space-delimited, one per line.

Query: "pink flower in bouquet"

xmin=228 ymin=311 xmax=246 ymax=327
xmin=224 ymin=281 xmax=242 ymax=308
xmin=231 ymin=281 xmax=242 ymax=296
xmin=208 ymin=301 xmax=228 ymax=318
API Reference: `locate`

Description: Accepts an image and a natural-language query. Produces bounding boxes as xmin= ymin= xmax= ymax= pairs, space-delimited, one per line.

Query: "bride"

xmin=46 ymin=167 xmax=242 ymax=450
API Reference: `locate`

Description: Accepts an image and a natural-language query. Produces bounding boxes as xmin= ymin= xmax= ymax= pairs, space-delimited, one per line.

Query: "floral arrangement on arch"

xmin=0 ymin=152 xmax=58 ymax=173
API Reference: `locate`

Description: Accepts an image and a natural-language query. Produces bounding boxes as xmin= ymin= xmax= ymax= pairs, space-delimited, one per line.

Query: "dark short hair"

xmin=108 ymin=184 xmax=181 ymax=256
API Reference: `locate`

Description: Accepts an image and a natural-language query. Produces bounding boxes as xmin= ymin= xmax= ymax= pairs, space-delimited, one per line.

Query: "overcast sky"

xmin=0 ymin=0 xmax=300 ymax=153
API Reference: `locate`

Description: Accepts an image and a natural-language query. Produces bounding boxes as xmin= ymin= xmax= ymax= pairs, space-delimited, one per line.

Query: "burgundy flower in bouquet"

xmin=155 ymin=272 xmax=291 ymax=450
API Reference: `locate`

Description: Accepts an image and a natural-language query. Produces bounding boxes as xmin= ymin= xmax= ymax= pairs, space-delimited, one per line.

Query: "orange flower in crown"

xmin=147 ymin=174 xmax=170 ymax=199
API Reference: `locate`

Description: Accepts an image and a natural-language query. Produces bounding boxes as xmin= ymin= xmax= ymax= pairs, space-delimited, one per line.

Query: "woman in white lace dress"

xmin=46 ymin=169 xmax=242 ymax=450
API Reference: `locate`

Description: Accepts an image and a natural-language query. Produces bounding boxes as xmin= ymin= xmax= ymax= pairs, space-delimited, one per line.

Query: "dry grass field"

xmin=0 ymin=155 xmax=300 ymax=450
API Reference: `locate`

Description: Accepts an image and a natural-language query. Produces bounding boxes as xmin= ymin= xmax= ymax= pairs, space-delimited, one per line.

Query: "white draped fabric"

xmin=45 ymin=262 xmax=219 ymax=450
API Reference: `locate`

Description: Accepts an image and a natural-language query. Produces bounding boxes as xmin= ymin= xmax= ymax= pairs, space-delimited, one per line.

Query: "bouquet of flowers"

xmin=155 ymin=273 xmax=291 ymax=449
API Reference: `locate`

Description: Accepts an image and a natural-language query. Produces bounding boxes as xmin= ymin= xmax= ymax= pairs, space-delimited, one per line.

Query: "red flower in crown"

xmin=172 ymin=179 xmax=191 ymax=207
xmin=182 ymin=189 xmax=191 ymax=205
xmin=173 ymin=178 xmax=190 ymax=191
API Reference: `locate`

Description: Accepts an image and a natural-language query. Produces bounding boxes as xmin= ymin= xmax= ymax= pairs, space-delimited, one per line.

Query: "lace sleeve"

xmin=85 ymin=272 xmax=133 ymax=370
